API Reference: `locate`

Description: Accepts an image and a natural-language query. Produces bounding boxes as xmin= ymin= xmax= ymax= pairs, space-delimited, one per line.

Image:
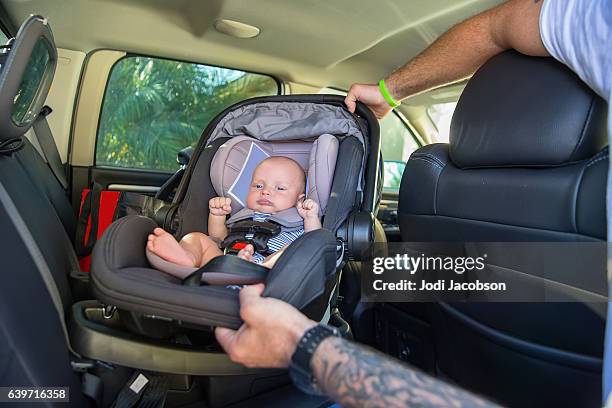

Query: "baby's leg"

xmin=147 ymin=228 xmax=198 ymax=267
xmin=179 ymin=232 xmax=223 ymax=267
xmin=259 ymin=244 xmax=289 ymax=269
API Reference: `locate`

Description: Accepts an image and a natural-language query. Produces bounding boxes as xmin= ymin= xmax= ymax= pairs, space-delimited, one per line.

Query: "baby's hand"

xmin=297 ymin=198 xmax=319 ymax=220
xmin=209 ymin=197 xmax=232 ymax=216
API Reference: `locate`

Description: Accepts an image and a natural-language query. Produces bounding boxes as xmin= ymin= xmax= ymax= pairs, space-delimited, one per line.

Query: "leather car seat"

xmin=399 ymin=50 xmax=608 ymax=408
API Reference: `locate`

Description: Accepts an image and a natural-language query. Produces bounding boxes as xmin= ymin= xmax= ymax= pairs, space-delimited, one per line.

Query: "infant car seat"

xmin=90 ymin=95 xmax=381 ymax=330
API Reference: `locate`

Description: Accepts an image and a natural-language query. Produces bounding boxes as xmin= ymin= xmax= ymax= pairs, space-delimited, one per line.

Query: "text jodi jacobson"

xmin=370 ymin=254 xmax=507 ymax=293
xmin=373 ymin=279 xmax=507 ymax=292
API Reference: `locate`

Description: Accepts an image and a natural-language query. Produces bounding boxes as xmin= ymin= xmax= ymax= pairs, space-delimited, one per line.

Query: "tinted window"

xmin=96 ymin=56 xmax=279 ymax=171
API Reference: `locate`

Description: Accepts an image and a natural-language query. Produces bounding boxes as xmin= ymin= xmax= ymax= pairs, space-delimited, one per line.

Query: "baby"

xmin=147 ymin=156 xmax=322 ymax=271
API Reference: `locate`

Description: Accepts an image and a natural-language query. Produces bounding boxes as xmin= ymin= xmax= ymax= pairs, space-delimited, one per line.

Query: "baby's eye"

xmin=276 ymin=186 xmax=286 ymax=191
xmin=254 ymin=183 xmax=263 ymax=189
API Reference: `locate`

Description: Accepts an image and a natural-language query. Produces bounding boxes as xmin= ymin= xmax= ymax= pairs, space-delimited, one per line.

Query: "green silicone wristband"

xmin=379 ymin=79 xmax=401 ymax=108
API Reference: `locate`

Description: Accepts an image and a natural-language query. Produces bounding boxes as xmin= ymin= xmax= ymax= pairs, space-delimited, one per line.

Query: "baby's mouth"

xmin=257 ymin=199 xmax=273 ymax=206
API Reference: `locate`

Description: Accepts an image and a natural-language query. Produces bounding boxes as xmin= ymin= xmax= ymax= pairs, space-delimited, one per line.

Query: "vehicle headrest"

xmin=0 ymin=15 xmax=57 ymax=143
xmin=211 ymin=135 xmax=339 ymax=217
xmin=449 ymin=50 xmax=607 ymax=168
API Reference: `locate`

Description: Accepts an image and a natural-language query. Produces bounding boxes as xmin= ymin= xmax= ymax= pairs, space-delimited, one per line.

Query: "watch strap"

xmin=289 ymin=324 xmax=341 ymax=395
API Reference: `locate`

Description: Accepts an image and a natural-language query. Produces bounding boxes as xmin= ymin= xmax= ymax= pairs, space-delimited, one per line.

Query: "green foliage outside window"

xmin=96 ymin=57 xmax=278 ymax=172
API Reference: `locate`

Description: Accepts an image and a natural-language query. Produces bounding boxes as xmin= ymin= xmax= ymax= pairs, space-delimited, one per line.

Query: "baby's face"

xmin=246 ymin=157 xmax=305 ymax=213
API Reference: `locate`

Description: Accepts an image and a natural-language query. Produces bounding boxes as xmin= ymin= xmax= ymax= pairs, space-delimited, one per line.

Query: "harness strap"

xmin=221 ymin=220 xmax=281 ymax=255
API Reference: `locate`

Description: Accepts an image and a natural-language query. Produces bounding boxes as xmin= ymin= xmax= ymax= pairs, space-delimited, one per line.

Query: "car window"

xmin=379 ymin=113 xmax=420 ymax=192
xmin=0 ymin=30 xmax=8 ymax=45
xmin=96 ymin=56 xmax=279 ymax=172
xmin=427 ymin=101 xmax=457 ymax=143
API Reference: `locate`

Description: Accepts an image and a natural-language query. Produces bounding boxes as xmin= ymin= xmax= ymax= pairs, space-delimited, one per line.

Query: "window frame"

xmin=93 ymin=52 xmax=282 ymax=173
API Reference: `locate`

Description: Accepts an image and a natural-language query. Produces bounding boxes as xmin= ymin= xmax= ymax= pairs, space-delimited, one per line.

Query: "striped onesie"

xmin=249 ymin=212 xmax=304 ymax=264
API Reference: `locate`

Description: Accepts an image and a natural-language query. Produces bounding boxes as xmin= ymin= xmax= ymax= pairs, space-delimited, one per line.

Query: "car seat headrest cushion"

xmin=450 ymin=50 xmax=607 ymax=168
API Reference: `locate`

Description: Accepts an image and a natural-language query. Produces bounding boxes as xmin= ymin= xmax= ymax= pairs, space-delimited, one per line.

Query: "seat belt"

xmin=32 ymin=105 xmax=69 ymax=190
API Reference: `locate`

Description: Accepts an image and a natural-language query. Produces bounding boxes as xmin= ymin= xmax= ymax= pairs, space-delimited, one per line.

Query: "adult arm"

xmin=311 ymin=336 xmax=497 ymax=407
xmin=215 ymin=285 xmax=498 ymax=407
xmin=345 ymin=0 xmax=548 ymax=118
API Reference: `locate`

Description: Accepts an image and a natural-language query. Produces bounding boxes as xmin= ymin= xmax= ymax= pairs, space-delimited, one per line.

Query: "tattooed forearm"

xmin=311 ymin=337 xmax=499 ymax=408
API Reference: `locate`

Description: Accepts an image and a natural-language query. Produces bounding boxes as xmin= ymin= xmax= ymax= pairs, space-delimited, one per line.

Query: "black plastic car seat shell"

xmin=90 ymin=95 xmax=381 ymax=330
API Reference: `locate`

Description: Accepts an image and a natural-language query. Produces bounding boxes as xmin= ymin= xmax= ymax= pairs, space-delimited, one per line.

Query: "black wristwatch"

xmin=289 ymin=324 xmax=341 ymax=395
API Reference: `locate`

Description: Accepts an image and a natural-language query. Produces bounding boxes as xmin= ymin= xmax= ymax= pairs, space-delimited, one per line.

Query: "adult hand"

xmin=345 ymin=83 xmax=393 ymax=119
xmin=215 ymin=284 xmax=317 ymax=368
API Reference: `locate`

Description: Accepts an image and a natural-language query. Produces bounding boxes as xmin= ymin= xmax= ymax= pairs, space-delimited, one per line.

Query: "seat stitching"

xmin=585 ymin=154 xmax=608 ymax=168
xmin=411 ymin=153 xmax=445 ymax=168
xmin=410 ymin=156 xmax=443 ymax=169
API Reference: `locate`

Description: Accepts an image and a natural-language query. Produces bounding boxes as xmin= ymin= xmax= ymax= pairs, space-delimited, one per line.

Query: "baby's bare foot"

xmin=147 ymin=228 xmax=196 ymax=267
xmin=236 ymin=244 xmax=254 ymax=262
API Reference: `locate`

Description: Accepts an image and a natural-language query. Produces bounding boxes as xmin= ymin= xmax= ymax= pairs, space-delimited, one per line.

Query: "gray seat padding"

xmin=399 ymin=51 xmax=607 ymax=408
xmin=211 ymin=134 xmax=339 ymax=216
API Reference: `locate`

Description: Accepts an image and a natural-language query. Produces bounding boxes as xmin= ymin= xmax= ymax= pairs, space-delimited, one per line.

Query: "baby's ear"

xmin=297 ymin=193 xmax=305 ymax=202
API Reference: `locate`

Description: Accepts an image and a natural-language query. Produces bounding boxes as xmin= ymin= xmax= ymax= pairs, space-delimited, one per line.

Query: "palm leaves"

xmin=96 ymin=57 xmax=277 ymax=171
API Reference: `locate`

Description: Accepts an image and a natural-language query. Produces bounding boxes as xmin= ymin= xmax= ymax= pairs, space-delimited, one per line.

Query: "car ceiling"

xmin=1 ymin=0 xmax=502 ymax=90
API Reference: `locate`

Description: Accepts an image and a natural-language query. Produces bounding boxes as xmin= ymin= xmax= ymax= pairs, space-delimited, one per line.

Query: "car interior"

xmin=0 ymin=1 xmax=607 ymax=407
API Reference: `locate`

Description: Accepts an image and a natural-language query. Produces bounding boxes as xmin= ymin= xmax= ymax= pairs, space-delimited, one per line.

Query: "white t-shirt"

xmin=540 ymin=1 xmax=611 ymax=406
xmin=540 ymin=0 xmax=611 ymax=101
